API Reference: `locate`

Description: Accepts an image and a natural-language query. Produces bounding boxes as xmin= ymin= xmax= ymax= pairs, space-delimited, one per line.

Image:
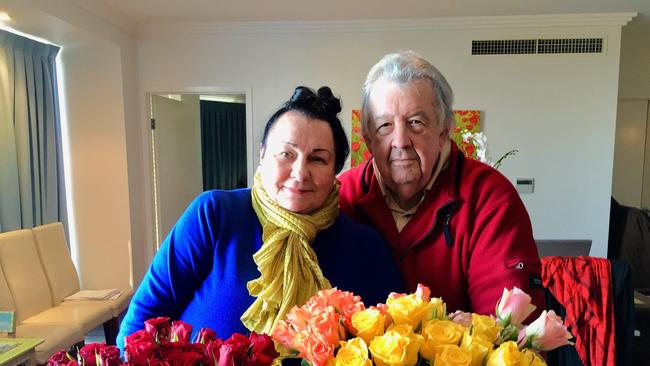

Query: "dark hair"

xmin=261 ymin=86 xmax=349 ymax=173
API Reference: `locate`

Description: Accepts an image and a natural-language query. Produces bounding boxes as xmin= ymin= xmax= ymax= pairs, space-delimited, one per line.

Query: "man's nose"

xmin=291 ymin=157 xmax=309 ymax=181
xmin=392 ymin=121 xmax=412 ymax=149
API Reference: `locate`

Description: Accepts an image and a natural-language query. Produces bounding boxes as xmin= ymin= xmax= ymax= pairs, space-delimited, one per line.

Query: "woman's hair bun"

xmin=289 ymin=86 xmax=341 ymax=117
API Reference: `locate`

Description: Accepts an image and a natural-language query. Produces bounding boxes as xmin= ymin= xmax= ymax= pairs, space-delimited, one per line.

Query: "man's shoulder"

xmin=338 ymin=164 xmax=369 ymax=202
xmin=457 ymin=156 xmax=517 ymax=198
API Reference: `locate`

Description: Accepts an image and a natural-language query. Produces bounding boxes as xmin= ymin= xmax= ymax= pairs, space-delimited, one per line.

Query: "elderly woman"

xmin=117 ymin=86 xmax=404 ymax=348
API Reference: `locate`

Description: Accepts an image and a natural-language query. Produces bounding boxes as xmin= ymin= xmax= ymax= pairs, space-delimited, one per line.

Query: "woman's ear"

xmin=259 ymin=145 xmax=266 ymax=160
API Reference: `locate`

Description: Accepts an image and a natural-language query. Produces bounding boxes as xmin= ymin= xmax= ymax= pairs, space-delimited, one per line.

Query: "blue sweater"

xmin=117 ymin=189 xmax=404 ymax=349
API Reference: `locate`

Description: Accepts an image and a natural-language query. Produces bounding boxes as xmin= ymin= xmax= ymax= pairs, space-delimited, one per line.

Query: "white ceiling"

xmin=99 ymin=0 xmax=649 ymax=24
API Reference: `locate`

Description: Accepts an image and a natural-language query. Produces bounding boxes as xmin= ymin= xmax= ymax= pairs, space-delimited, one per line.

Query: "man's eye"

xmin=376 ymin=123 xmax=391 ymax=132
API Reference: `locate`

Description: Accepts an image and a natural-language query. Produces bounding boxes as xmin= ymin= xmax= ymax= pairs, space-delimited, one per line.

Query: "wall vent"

xmin=472 ymin=38 xmax=603 ymax=55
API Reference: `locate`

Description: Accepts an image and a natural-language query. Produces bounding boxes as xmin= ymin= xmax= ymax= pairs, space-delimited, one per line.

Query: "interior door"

xmin=152 ymin=94 xmax=203 ymax=243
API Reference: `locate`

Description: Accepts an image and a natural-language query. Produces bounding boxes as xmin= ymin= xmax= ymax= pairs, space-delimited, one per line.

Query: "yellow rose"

xmin=433 ymin=345 xmax=472 ymax=366
xmin=521 ymin=349 xmax=546 ymax=366
xmin=387 ymin=294 xmax=434 ymax=329
xmin=459 ymin=331 xmax=493 ymax=366
xmin=430 ymin=297 xmax=447 ymax=320
xmin=471 ymin=314 xmax=502 ymax=343
xmin=352 ymin=308 xmax=386 ymax=344
xmin=419 ymin=320 xmax=465 ymax=362
xmin=334 ymin=338 xmax=372 ymax=366
xmin=485 ymin=341 xmax=523 ymax=366
xmin=369 ymin=325 xmax=423 ymax=366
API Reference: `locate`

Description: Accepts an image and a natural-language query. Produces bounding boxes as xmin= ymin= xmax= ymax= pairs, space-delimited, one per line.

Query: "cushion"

xmin=0 ymin=229 xmax=53 ymax=322
xmin=32 ymin=222 xmax=80 ymax=305
xmin=0 ymin=260 xmax=16 ymax=312
xmin=22 ymin=302 xmax=113 ymax=334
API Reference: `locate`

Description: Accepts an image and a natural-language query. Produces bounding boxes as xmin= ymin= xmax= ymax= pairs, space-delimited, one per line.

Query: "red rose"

xmin=145 ymin=317 xmax=172 ymax=343
xmin=99 ymin=345 xmax=122 ymax=366
xmin=48 ymin=350 xmax=76 ymax=366
xmin=166 ymin=351 xmax=201 ymax=366
xmin=219 ymin=334 xmax=250 ymax=366
xmin=148 ymin=359 xmax=170 ymax=366
xmin=204 ymin=339 xmax=223 ymax=365
xmin=247 ymin=333 xmax=278 ymax=366
xmin=351 ymin=141 xmax=360 ymax=152
xmin=195 ymin=328 xmax=218 ymax=344
xmin=78 ymin=343 xmax=102 ymax=366
xmin=171 ymin=320 xmax=193 ymax=343
xmin=124 ymin=330 xmax=158 ymax=366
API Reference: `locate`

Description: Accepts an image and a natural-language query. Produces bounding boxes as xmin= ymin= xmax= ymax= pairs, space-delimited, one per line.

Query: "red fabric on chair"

xmin=541 ymin=256 xmax=615 ymax=366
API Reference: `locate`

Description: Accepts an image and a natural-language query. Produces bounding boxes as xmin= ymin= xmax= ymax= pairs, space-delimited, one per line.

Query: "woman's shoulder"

xmin=192 ymin=188 xmax=252 ymax=210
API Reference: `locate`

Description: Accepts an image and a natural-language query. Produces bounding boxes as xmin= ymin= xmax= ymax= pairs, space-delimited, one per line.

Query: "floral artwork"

xmin=451 ymin=110 xmax=482 ymax=160
xmin=350 ymin=110 xmax=371 ymax=168
xmin=273 ymin=284 xmax=572 ymax=366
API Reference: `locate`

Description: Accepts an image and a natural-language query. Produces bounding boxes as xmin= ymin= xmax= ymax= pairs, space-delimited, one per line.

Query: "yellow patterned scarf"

xmin=241 ymin=171 xmax=338 ymax=334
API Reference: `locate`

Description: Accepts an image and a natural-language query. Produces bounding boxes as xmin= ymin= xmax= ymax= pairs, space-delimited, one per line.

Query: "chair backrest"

xmin=32 ymin=222 xmax=80 ymax=305
xmin=0 ymin=229 xmax=54 ymax=323
xmin=0 ymin=262 xmax=16 ymax=312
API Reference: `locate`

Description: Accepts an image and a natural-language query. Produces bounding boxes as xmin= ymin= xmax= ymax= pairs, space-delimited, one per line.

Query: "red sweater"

xmin=338 ymin=143 xmax=545 ymax=316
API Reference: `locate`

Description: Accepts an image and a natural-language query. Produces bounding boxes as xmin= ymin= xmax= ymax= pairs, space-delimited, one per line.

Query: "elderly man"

xmin=339 ymin=51 xmax=545 ymax=315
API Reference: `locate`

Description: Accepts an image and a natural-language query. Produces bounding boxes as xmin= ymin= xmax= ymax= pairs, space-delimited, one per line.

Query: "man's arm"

xmin=465 ymin=183 xmax=545 ymax=319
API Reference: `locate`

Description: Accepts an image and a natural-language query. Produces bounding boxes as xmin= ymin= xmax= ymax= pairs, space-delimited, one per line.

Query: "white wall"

xmin=136 ymin=16 xmax=629 ymax=259
xmin=59 ymin=44 xmax=131 ymax=288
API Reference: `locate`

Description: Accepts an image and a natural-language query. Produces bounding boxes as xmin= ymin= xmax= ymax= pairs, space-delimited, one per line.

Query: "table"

xmin=0 ymin=338 xmax=43 ymax=366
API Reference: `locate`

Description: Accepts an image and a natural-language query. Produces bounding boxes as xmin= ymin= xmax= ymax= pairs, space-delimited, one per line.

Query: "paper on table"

xmin=64 ymin=289 xmax=122 ymax=301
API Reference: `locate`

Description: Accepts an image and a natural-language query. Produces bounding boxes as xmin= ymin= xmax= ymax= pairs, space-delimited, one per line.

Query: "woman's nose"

xmin=290 ymin=158 xmax=309 ymax=181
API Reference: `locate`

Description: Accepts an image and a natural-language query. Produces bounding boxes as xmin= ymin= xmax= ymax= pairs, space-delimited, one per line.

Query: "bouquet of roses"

xmin=272 ymin=285 xmax=572 ymax=366
xmin=47 ymin=317 xmax=278 ymax=366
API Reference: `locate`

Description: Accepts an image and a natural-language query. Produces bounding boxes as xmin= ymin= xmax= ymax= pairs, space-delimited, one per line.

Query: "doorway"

xmin=147 ymin=91 xmax=252 ymax=247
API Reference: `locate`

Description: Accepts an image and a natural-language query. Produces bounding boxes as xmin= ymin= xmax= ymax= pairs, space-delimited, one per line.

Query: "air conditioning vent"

xmin=472 ymin=38 xmax=604 ymax=55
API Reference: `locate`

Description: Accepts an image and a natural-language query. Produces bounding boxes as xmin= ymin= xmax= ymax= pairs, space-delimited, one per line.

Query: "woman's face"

xmin=260 ymin=110 xmax=337 ymax=214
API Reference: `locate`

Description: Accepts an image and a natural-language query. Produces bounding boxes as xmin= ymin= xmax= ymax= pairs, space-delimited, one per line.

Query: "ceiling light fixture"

xmin=0 ymin=12 xmax=11 ymax=22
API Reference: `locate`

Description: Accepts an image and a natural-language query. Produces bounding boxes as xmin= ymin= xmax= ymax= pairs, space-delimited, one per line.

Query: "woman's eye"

xmin=277 ymin=151 xmax=292 ymax=159
xmin=311 ymin=157 xmax=326 ymax=164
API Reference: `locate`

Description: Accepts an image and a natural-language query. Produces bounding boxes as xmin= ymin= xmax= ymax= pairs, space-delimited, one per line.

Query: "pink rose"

xmin=496 ymin=287 xmax=537 ymax=326
xmin=144 ymin=317 xmax=172 ymax=343
xmin=523 ymin=310 xmax=573 ymax=351
xmin=448 ymin=310 xmax=473 ymax=327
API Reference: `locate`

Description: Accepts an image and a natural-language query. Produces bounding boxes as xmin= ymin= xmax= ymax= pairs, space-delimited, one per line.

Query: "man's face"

xmin=364 ymin=78 xmax=447 ymax=203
